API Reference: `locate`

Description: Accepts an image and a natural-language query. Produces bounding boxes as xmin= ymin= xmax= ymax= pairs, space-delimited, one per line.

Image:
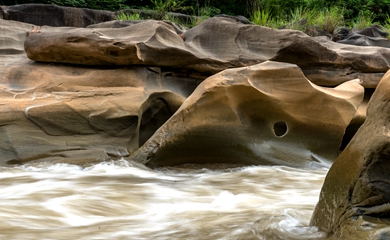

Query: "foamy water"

xmin=0 ymin=159 xmax=327 ymax=239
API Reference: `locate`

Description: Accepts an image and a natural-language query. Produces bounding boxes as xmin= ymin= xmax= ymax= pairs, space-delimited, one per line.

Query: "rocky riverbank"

xmin=2 ymin=3 xmax=390 ymax=238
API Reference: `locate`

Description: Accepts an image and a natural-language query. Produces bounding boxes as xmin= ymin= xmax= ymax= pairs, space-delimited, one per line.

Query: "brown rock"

xmin=0 ymin=60 xmax=188 ymax=165
xmin=0 ymin=18 xmax=193 ymax=165
xmin=0 ymin=19 xmax=34 ymax=55
xmin=24 ymin=17 xmax=390 ymax=88
xmin=130 ymin=61 xmax=364 ymax=168
xmin=310 ymin=70 xmax=390 ymax=238
xmin=3 ymin=4 xmax=114 ymax=27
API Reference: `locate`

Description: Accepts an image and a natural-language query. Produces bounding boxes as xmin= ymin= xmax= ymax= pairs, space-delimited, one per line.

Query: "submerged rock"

xmin=130 ymin=61 xmax=364 ymax=168
xmin=310 ymin=70 xmax=390 ymax=238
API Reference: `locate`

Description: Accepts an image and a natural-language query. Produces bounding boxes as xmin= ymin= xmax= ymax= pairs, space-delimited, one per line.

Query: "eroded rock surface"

xmin=310 ymin=70 xmax=390 ymax=239
xmin=0 ymin=19 xmax=194 ymax=165
xmin=23 ymin=17 xmax=390 ymax=88
xmin=130 ymin=61 xmax=364 ymax=168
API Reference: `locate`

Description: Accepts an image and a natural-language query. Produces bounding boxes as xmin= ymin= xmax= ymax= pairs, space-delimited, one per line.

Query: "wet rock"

xmin=310 ymin=70 xmax=390 ymax=238
xmin=130 ymin=61 xmax=364 ymax=168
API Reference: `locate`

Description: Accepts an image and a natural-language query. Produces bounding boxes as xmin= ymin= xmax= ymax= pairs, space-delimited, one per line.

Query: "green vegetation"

xmin=115 ymin=11 xmax=142 ymax=20
xmin=2 ymin=0 xmax=390 ymax=34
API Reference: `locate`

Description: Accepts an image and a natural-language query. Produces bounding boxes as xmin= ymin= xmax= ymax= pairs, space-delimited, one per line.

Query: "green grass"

xmin=115 ymin=12 xmax=142 ymax=20
xmin=313 ymin=6 xmax=345 ymax=35
xmin=250 ymin=8 xmax=277 ymax=28
xmin=352 ymin=11 xmax=376 ymax=30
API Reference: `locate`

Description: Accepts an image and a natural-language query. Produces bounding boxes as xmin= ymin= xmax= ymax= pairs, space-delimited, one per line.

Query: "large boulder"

xmin=0 ymin=19 xmax=193 ymax=165
xmin=0 ymin=59 xmax=188 ymax=165
xmin=2 ymin=4 xmax=114 ymax=27
xmin=310 ymin=70 xmax=390 ymax=239
xmin=24 ymin=17 xmax=390 ymax=87
xmin=130 ymin=61 xmax=364 ymax=168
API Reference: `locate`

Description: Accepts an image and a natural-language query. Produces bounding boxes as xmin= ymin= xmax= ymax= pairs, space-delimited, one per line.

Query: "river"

xmin=0 ymin=159 xmax=328 ymax=239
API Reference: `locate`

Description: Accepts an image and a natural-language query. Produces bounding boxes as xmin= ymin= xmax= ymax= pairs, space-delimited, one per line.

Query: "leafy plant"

xmin=251 ymin=8 xmax=274 ymax=27
xmin=313 ymin=6 xmax=344 ymax=34
xmin=188 ymin=6 xmax=219 ymax=27
xmin=286 ymin=7 xmax=316 ymax=32
xmin=115 ymin=12 xmax=142 ymax=20
xmin=151 ymin=0 xmax=193 ymax=20
xmin=383 ymin=14 xmax=390 ymax=38
xmin=352 ymin=11 xmax=375 ymax=30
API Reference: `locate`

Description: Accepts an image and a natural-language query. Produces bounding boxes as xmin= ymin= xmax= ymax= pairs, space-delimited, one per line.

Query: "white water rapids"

xmin=0 ymin=159 xmax=328 ymax=239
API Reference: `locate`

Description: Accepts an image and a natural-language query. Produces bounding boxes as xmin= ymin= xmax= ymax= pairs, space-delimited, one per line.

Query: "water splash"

xmin=0 ymin=159 xmax=328 ymax=239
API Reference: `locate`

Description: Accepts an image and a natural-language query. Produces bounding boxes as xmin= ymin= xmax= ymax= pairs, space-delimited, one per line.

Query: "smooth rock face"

xmin=0 ymin=19 xmax=34 ymax=55
xmin=0 ymin=59 xmax=188 ymax=165
xmin=2 ymin=4 xmax=114 ymax=27
xmin=310 ymin=70 xmax=390 ymax=238
xmin=0 ymin=19 xmax=193 ymax=165
xmin=22 ymin=17 xmax=390 ymax=87
xmin=130 ymin=61 xmax=364 ymax=168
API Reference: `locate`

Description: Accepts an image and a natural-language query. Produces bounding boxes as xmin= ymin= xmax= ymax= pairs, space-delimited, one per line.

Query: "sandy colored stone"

xmin=23 ymin=17 xmax=390 ymax=88
xmin=0 ymin=19 xmax=34 ymax=55
xmin=129 ymin=61 xmax=364 ymax=168
xmin=0 ymin=19 xmax=191 ymax=165
xmin=310 ymin=70 xmax=390 ymax=238
xmin=0 ymin=60 xmax=187 ymax=165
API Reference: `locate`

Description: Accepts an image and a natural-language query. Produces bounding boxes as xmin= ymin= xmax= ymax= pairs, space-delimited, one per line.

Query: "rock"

xmin=2 ymin=4 xmax=114 ymax=27
xmin=357 ymin=25 xmax=389 ymax=38
xmin=129 ymin=61 xmax=364 ymax=168
xmin=0 ymin=19 xmax=34 ymax=55
xmin=0 ymin=57 xmax=190 ymax=165
xmin=337 ymin=33 xmax=390 ymax=48
xmin=24 ymin=17 xmax=390 ymax=88
xmin=333 ymin=25 xmax=390 ymax=48
xmin=310 ymin=36 xmax=390 ymax=88
xmin=310 ymin=70 xmax=390 ymax=238
xmin=0 ymin=19 xmax=198 ymax=165
xmin=0 ymin=6 xmax=5 ymax=19
xmin=87 ymin=19 xmax=185 ymax=34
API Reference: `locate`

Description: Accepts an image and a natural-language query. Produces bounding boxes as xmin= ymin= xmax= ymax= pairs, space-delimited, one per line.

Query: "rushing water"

xmin=0 ymin=159 xmax=328 ymax=240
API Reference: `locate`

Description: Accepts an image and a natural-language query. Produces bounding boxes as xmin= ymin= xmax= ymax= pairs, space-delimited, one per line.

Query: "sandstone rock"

xmin=0 ymin=18 xmax=195 ymax=165
xmin=357 ymin=25 xmax=389 ymax=38
xmin=310 ymin=70 xmax=390 ymax=238
xmin=337 ymin=33 xmax=390 ymax=48
xmin=0 ymin=19 xmax=34 ymax=55
xmin=24 ymin=17 xmax=390 ymax=88
xmin=0 ymin=59 xmax=189 ymax=165
xmin=310 ymin=36 xmax=390 ymax=88
xmin=129 ymin=61 xmax=364 ymax=168
xmin=87 ymin=19 xmax=185 ymax=34
xmin=2 ymin=4 xmax=114 ymax=27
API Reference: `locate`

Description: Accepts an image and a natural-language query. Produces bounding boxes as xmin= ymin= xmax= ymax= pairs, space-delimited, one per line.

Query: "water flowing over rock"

xmin=310 ymin=70 xmax=390 ymax=238
xmin=130 ymin=61 xmax=363 ymax=168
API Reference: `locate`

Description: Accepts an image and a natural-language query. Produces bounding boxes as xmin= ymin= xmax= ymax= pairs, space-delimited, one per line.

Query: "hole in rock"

xmin=273 ymin=121 xmax=288 ymax=137
xmin=139 ymin=98 xmax=173 ymax=147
